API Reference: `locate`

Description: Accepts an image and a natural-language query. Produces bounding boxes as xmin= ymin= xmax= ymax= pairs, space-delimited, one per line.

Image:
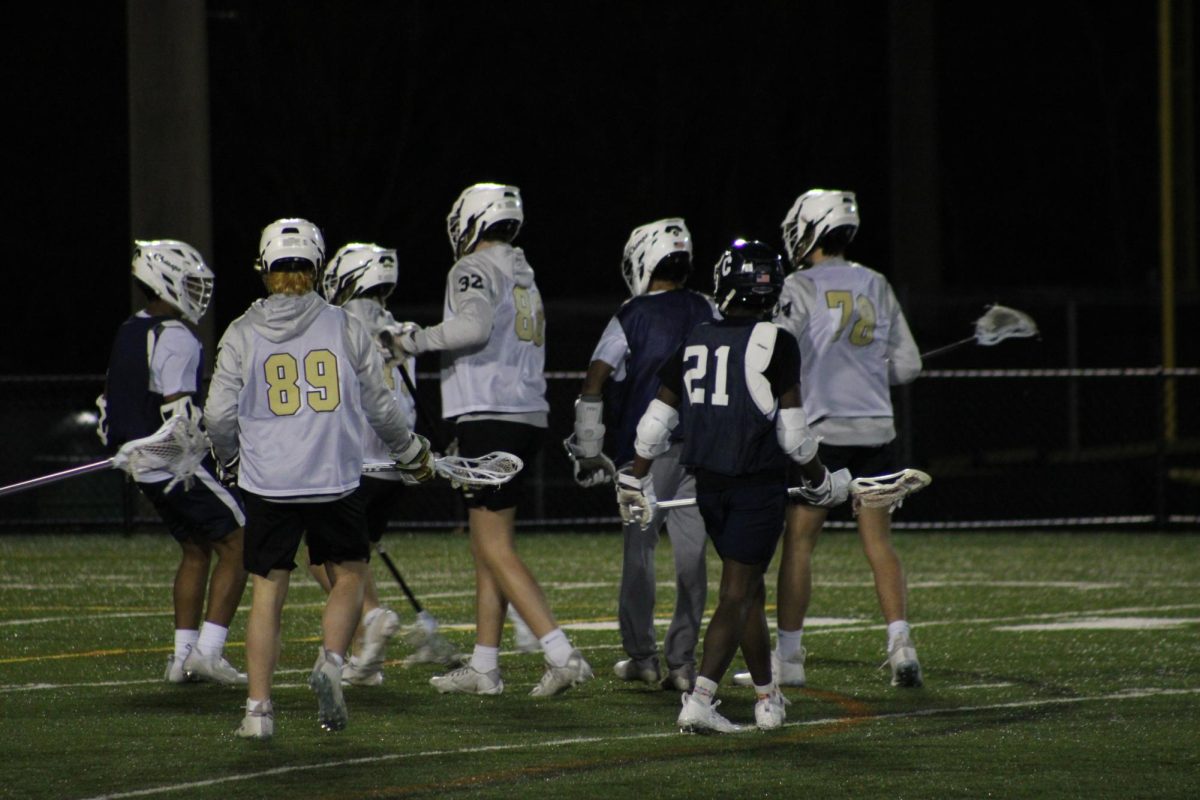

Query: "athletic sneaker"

xmin=613 ymin=658 xmax=660 ymax=686
xmin=182 ymin=649 xmax=248 ymax=686
xmin=530 ymin=650 xmax=593 ymax=697
xmin=164 ymin=653 xmax=197 ymax=684
xmin=430 ymin=664 xmax=504 ymax=695
xmin=676 ymin=692 xmax=743 ymax=734
xmin=510 ymin=610 xmax=540 ymax=653
xmin=402 ymin=626 xmax=466 ymax=667
xmin=355 ymin=608 xmax=401 ymax=672
xmin=732 ymin=649 xmax=806 ymax=688
xmin=754 ymin=688 xmax=789 ymax=731
xmin=342 ymin=657 xmax=384 ymax=687
xmin=887 ymin=635 xmax=923 ymax=688
xmin=235 ymin=699 xmax=274 ymax=741
xmin=309 ymin=647 xmax=348 ymax=732
xmin=661 ymin=665 xmax=694 ymax=692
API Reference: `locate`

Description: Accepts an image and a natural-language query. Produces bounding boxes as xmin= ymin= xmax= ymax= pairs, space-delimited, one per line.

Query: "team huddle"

xmin=98 ymin=182 xmax=923 ymax=740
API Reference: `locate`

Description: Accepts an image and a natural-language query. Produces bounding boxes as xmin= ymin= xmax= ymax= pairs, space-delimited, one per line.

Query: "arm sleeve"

xmin=883 ymin=284 xmax=922 ymax=385
xmin=655 ymin=343 xmax=686 ymax=398
xmin=765 ymin=327 xmax=801 ymax=397
xmin=202 ymin=328 xmax=244 ymax=464
xmin=589 ymin=317 xmax=628 ymax=381
xmin=150 ymin=324 xmax=201 ymax=396
xmin=344 ymin=313 xmax=414 ymax=452
xmin=412 ymin=260 xmax=497 ymax=353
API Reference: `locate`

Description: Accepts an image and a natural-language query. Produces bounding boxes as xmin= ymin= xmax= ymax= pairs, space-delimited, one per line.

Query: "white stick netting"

xmin=975 ymin=304 xmax=1039 ymax=346
xmin=110 ymin=415 xmax=211 ymax=492
xmin=850 ymin=468 xmax=932 ymax=512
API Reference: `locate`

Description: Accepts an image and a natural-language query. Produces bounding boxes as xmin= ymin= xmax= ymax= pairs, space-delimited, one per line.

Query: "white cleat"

xmin=182 ymin=649 xmax=248 ymax=686
xmin=530 ymin=650 xmax=593 ymax=697
xmin=613 ymin=658 xmax=660 ymax=686
xmin=661 ymin=666 xmax=694 ymax=692
xmin=355 ymin=608 xmax=400 ymax=672
xmin=309 ymin=648 xmax=348 ymax=732
xmin=341 ymin=657 xmax=384 ymax=687
xmin=509 ymin=608 xmax=541 ymax=653
xmin=676 ymin=692 xmax=743 ymax=734
xmin=164 ymin=652 xmax=198 ymax=684
xmin=754 ymin=688 xmax=790 ymax=731
xmin=402 ymin=626 xmax=466 ymax=667
xmin=887 ymin=636 xmax=923 ymax=688
xmin=430 ymin=665 xmax=504 ymax=695
xmin=732 ymin=649 xmax=806 ymax=688
xmin=235 ymin=699 xmax=274 ymax=741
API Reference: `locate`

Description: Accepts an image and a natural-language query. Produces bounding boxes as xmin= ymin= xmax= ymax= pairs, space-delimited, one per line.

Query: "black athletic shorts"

xmin=355 ymin=475 xmax=406 ymax=542
xmin=792 ymin=442 xmax=897 ymax=508
xmin=138 ymin=462 xmax=244 ymax=545
xmin=452 ymin=419 xmax=543 ymax=511
xmin=242 ymin=490 xmax=369 ymax=577
xmin=697 ymin=481 xmax=787 ymax=568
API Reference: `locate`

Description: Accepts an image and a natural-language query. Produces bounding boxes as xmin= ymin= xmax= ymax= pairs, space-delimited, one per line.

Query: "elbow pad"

xmin=160 ymin=395 xmax=203 ymax=427
xmin=776 ymin=407 xmax=820 ymax=465
xmin=572 ymin=395 xmax=605 ymax=458
xmin=634 ymin=399 xmax=679 ymax=459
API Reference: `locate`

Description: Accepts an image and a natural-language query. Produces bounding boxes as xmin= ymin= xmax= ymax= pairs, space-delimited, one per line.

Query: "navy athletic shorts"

xmin=452 ymin=419 xmax=544 ymax=512
xmin=242 ymin=490 xmax=369 ymax=577
xmin=696 ymin=481 xmax=787 ymax=568
xmin=137 ymin=462 xmax=244 ymax=545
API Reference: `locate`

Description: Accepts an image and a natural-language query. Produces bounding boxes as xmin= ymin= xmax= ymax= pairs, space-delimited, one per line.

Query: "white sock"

xmin=246 ymin=697 xmax=271 ymax=714
xmin=777 ymin=628 xmax=804 ymax=660
xmin=174 ymin=629 xmax=199 ymax=661
xmin=362 ymin=607 xmax=384 ymax=628
xmin=325 ymin=649 xmax=345 ymax=668
xmin=196 ymin=622 xmax=228 ymax=657
xmin=754 ymin=682 xmax=775 ymax=699
xmin=692 ymin=676 xmax=718 ymax=704
xmin=539 ymin=628 xmax=574 ymax=667
xmin=887 ymin=620 xmax=912 ymax=652
xmin=470 ymin=644 xmax=500 ymax=673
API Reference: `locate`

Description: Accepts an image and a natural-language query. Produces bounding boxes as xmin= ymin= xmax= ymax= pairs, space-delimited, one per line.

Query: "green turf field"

xmin=1 ymin=530 xmax=1197 ymax=799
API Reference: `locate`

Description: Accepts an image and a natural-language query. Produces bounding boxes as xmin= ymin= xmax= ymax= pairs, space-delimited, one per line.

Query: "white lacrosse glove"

xmin=393 ymin=324 xmax=423 ymax=357
xmin=616 ymin=469 xmax=657 ymax=529
xmin=392 ymin=433 xmax=436 ymax=485
xmin=795 ymin=467 xmax=852 ymax=508
xmin=563 ymin=435 xmax=616 ymax=488
xmin=215 ymin=453 xmax=240 ymax=489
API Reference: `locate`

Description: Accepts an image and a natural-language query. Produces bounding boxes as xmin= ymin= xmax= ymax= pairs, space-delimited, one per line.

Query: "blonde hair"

xmin=263 ymin=270 xmax=314 ymax=296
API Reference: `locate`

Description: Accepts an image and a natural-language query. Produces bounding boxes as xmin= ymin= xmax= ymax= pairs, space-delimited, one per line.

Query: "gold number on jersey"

xmin=825 ymin=290 xmax=877 ymax=346
xmin=512 ymin=286 xmax=545 ymax=346
xmin=263 ymin=351 xmax=341 ymax=416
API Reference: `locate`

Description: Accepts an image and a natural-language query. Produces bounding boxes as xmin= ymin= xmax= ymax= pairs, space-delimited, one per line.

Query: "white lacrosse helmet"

xmin=321 ymin=243 xmax=398 ymax=305
xmin=257 ymin=217 xmax=326 ymax=272
xmin=131 ymin=239 xmax=214 ymax=324
xmin=621 ymin=217 xmax=693 ymax=297
xmin=446 ymin=183 xmax=523 ymax=257
xmin=780 ymin=189 xmax=859 ymax=266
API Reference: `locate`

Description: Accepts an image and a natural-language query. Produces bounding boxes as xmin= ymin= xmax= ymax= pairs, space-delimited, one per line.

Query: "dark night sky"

xmin=3 ymin=2 xmax=1194 ymax=375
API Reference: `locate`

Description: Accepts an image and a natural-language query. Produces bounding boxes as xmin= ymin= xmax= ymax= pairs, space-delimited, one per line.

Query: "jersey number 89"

xmin=512 ymin=287 xmax=545 ymax=346
xmin=263 ymin=350 xmax=342 ymax=416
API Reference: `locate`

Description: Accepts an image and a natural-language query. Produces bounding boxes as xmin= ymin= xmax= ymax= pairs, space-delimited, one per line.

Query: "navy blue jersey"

xmin=604 ymin=289 xmax=715 ymax=464
xmin=659 ymin=317 xmax=799 ymax=487
xmin=103 ymin=314 xmax=203 ymax=450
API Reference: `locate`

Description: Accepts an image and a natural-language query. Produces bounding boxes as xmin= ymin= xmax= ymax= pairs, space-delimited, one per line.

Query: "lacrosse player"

xmin=564 ymin=218 xmax=715 ymax=692
xmin=733 ymin=190 xmax=925 ymax=689
xmin=318 ymin=242 xmax=461 ymax=681
xmin=618 ymin=239 xmax=849 ymax=733
xmin=204 ymin=218 xmax=436 ymax=740
xmin=396 ymin=183 xmax=593 ymax=697
xmin=98 ymin=240 xmax=249 ymax=687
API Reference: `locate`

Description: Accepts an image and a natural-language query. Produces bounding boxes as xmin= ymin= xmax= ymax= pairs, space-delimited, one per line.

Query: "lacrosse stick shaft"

xmin=374 ymin=543 xmax=425 ymax=614
xmin=0 ymin=459 xmax=115 ymax=498
xmin=919 ymin=336 xmax=976 ymax=360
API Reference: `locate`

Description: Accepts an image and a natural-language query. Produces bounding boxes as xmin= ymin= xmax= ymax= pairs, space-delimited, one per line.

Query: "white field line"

xmin=76 ymin=686 xmax=1200 ymax=800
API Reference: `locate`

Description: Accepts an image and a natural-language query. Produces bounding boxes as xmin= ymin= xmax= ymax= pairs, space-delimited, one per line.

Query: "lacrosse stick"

xmin=920 ymin=304 xmax=1038 ymax=360
xmin=653 ymin=468 xmax=932 ymax=512
xmin=363 ymin=451 xmax=524 ymax=488
xmin=0 ymin=414 xmax=210 ymax=498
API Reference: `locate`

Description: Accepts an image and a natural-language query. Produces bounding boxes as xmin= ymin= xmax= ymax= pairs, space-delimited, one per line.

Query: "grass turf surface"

xmin=1 ymin=530 xmax=1197 ymax=799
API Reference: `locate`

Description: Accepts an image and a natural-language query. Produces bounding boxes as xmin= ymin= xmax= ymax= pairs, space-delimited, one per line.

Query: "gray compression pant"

xmin=618 ymin=443 xmax=708 ymax=673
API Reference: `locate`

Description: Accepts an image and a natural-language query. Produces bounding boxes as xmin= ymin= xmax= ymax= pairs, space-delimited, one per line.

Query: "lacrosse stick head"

xmin=110 ymin=415 xmax=212 ymax=492
xmin=849 ymin=468 xmax=931 ymax=514
xmin=434 ymin=451 xmax=524 ymax=488
xmin=975 ymin=304 xmax=1038 ymax=346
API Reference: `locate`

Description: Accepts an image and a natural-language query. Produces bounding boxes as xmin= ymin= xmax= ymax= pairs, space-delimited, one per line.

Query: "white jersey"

xmin=141 ymin=316 xmax=201 ymax=483
xmin=342 ymin=298 xmax=417 ymax=480
xmin=435 ymin=244 xmax=549 ymax=419
xmin=205 ymin=292 xmax=413 ymax=499
xmin=774 ymin=257 xmax=921 ymax=445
